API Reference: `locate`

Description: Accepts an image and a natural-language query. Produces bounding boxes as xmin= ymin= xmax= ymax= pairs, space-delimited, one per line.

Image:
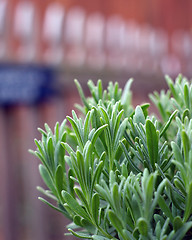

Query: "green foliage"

xmin=30 ymin=75 xmax=192 ymax=239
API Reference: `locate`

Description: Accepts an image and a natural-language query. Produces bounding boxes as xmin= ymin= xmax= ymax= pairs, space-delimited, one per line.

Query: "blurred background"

xmin=0 ymin=0 xmax=192 ymax=239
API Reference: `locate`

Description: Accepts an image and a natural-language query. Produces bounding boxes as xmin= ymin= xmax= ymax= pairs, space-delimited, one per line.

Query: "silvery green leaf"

xmin=183 ymin=181 xmax=192 ymax=222
xmin=121 ymin=78 xmax=133 ymax=106
xmin=67 ymin=115 xmax=84 ymax=150
xmin=92 ymin=193 xmax=100 ymax=225
xmin=158 ymin=196 xmax=174 ymax=223
xmin=133 ymin=106 xmax=146 ymax=125
xmin=137 ymin=217 xmax=148 ymax=236
xmin=108 ymin=210 xmax=124 ymax=239
xmin=146 ymin=120 xmax=159 ymax=170
xmin=62 ymin=191 xmax=91 ymax=221
xmin=160 ymin=110 xmax=178 ymax=138
xmin=172 ymin=222 xmax=192 ymax=240
xmin=39 ymin=164 xmax=57 ymax=196
xmin=74 ymin=79 xmax=90 ymax=110
xmin=173 ymin=216 xmax=183 ymax=231
xmin=55 ymin=165 xmax=65 ymax=197
xmin=68 ymin=229 xmax=92 ymax=239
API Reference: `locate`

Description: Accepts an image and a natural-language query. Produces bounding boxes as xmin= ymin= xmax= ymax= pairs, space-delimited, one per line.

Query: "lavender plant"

xmin=30 ymin=74 xmax=192 ymax=239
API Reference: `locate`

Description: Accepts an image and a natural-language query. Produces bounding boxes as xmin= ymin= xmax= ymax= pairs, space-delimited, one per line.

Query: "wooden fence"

xmin=0 ymin=88 xmax=79 ymax=240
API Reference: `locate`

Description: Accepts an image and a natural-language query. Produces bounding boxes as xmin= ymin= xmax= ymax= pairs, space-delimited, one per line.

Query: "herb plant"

xmin=30 ymin=74 xmax=192 ymax=239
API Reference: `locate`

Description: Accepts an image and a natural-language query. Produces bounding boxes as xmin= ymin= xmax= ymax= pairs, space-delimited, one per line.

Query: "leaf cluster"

xmin=30 ymin=75 xmax=192 ymax=239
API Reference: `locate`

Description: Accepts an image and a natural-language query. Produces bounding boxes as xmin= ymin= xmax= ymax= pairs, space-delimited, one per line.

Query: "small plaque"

xmin=0 ymin=64 xmax=57 ymax=105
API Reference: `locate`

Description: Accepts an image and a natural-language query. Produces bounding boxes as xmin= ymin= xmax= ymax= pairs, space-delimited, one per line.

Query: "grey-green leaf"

xmin=146 ymin=120 xmax=158 ymax=170
xmin=62 ymin=191 xmax=91 ymax=221
xmin=39 ymin=164 xmax=57 ymax=196
xmin=92 ymin=193 xmax=100 ymax=225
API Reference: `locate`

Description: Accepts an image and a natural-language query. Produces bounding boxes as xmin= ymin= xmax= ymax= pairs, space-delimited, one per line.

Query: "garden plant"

xmin=30 ymin=74 xmax=192 ymax=239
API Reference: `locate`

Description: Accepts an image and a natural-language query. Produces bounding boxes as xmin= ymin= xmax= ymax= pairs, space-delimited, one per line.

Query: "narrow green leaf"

xmin=74 ymin=79 xmax=90 ymax=110
xmin=120 ymin=141 xmax=141 ymax=173
xmin=91 ymin=161 xmax=104 ymax=194
xmin=152 ymin=179 xmax=167 ymax=214
xmin=132 ymin=228 xmax=140 ymax=239
xmin=121 ymin=78 xmax=133 ymax=106
xmin=34 ymin=139 xmax=45 ymax=159
xmin=159 ymin=103 xmax=169 ymax=122
xmin=68 ymin=169 xmax=75 ymax=197
xmin=37 ymin=127 xmax=47 ymax=137
xmin=182 ymin=109 xmax=190 ymax=122
xmin=114 ymin=118 xmax=128 ymax=150
xmin=83 ymin=110 xmax=93 ymax=142
xmin=112 ymin=182 xmax=121 ymax=212
xmin=114 ymin=82 xmax=119 ymax=101
xmin=141 ymin=103 xmax=150 ymax=118
xmin=37 ymin=186 xmax=57 ymax=200
xmin=181 ymin=130 xmax=190 ymax=163
xmin=108 ymin=210 xmax=124 ymax=239
xmin=109 ymin=170 xmax=116 ymax=190
xmin=173 ymin=216 xmax=183 ymax=231
xmin=63 ymin=203 xmax=75 ymax=217
xmin=54 ymin=122 xmax=59 ymax=142
xmin=92 ymin=193 xmax=100 ymax=225
xmin=54 ymin=141 xmax=65 ymax=170
xmin=39 ymin=164 xmax=57 ymax=195
xmin=97 ymin=79 xmax=103 ymax=100
xmin=145 ymin=174 xmax=155 ymax=217
xmin=88 ymin=80 xmax=98 ymax=103
xmin=155 ymin=221 xmax=161 ymax=239
xmin=91 ymin=124 xmax=108 ymax=146
xmin=91 ymin=106 xmax=102 ymax=129
xmin=55 ymin=165 xmax=65 ymax=196
xmin=133 ymin=105 xmax=145 ymax=125
xmin=61 ymin=142 xmax=74 ymax=156
xmin=154 ymin=214 xmax=165 ymax=226
xmin=137 ymin=217 xmax=148 ymax=236
xmin=123 ymin=131 xmax=135 ymax=148
xmin=169 ymin=182 xmax=185 ymax=211
xmin=62 ymin=191 xmax=91 ymax=221
xmin=122 ymin=229 xmax=136 ymax=240
xmin=173 ymin=222 xmax=192 ymax=240
xmin=165 ymin=75 xmax=178 ymax=100
xmin=95 ymin=184 xmax=112 ymax=207
xmin=76 ymin=150 xmax=85 ymax=179
xmin=184 ymin=181 xmax=192 ymax=222
xmin=174 ymin=177 xmax=186 ymax=196
xmin=146 ymin=120 xmax=158 ymax=170
xmin=160 ymin=218 xmax=170 ymax=238
xmin=131 ymin=194 xmax=142 ymax=221
xmin=47 ymin=137 xmax=55 ymax=171
xmin=160 ymin=110 xmax=178 ymax=138
xmin=113 ymin=109 xmax=124 ymax=142
xmin=184 ymin=83 xmax=190 ymax=109
xmin=158 ymin=195 xmax=174 ymax=222
xmin=99 ymin=107 xmax=110 ymax=124
xmin=73 ymin=215 xmax=83 ymax=227
xmin=67 ymin=116 xmax=84 ymax=149
xmin=38 ymin=197 xmax=70 ymax=218
xmin=44 ymin=123 xmax=53 ymax=136
xmin=171 ymin=142 xmax=183 ymax=164
xmin=92 ymin=235 xmax=112 ymax=240
xmin=68 ymin=229 xmax=92 ymax=239
xmin=59 ymin=119 xmax=67 ymax=138
xmin=121 ymin=163 xmax=128 ymax=178
xmin=29 ymin=149 xmax=48 ymax=170
xmin=74 ymin=187 xmax=89 ymax=211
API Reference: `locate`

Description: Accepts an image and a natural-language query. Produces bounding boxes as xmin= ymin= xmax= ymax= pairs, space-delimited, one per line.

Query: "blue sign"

xmin=0 ymin=64 xmax=57 ymax=105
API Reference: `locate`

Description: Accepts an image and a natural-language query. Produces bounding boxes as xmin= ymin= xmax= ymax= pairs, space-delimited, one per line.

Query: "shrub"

xmin=30 ymin=74 xmax=192 ymax=239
